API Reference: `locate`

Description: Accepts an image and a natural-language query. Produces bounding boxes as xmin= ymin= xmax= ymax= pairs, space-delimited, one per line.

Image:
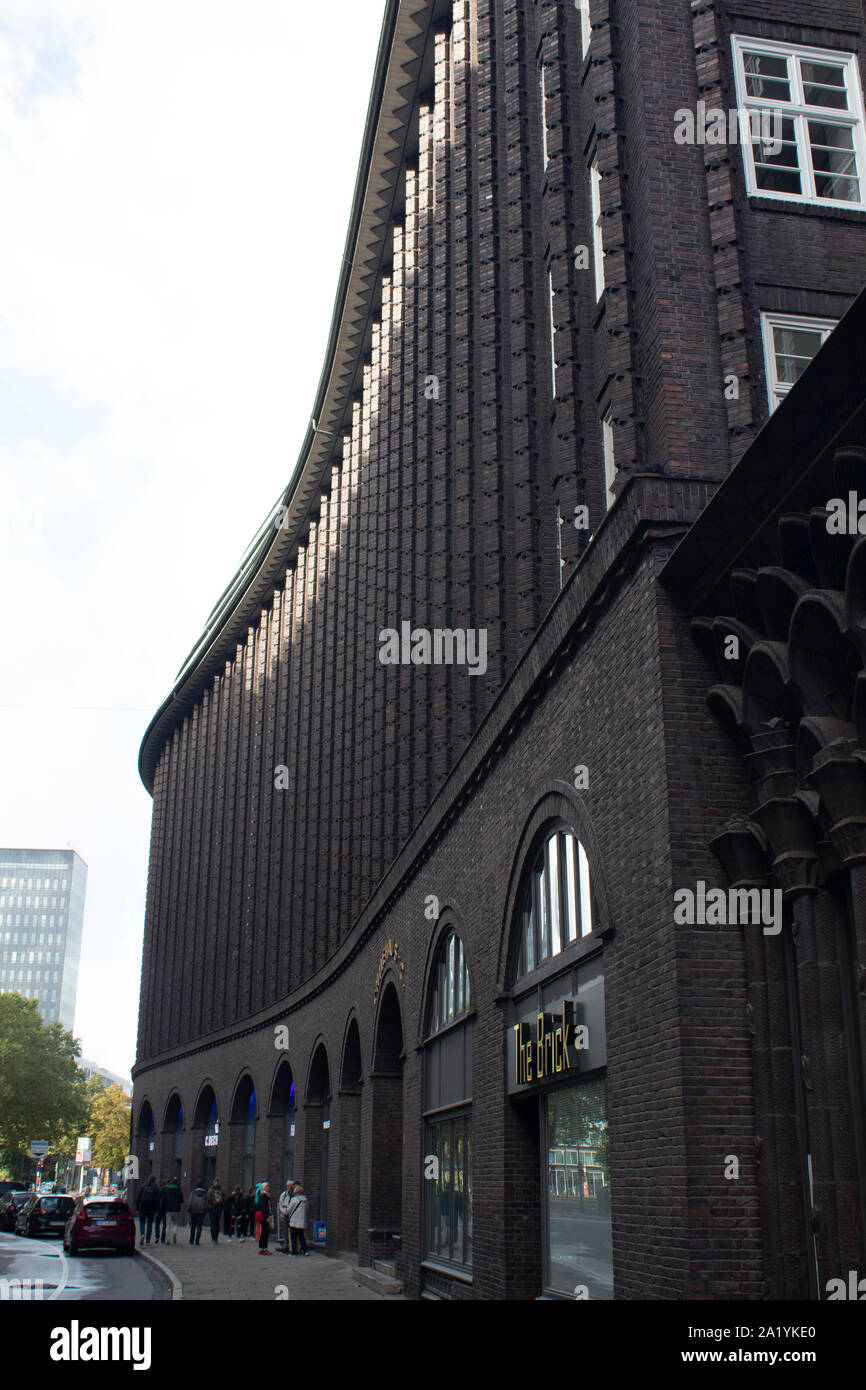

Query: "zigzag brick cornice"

xmin=139 ymin=0 xmax=441 ymax=793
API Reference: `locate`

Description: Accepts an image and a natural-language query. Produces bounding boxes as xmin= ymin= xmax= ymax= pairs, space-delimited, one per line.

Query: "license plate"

xmin=92 ymin=1218 xmax=114 ymax=1226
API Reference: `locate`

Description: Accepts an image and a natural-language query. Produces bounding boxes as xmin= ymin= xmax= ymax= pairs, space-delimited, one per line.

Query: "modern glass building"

xmin=0 ymin=848 xmax=87 ymax=1030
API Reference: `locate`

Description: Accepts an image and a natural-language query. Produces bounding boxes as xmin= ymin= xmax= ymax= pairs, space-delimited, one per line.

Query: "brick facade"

xmin=133 ymin=0 xmax=866 ymax=1298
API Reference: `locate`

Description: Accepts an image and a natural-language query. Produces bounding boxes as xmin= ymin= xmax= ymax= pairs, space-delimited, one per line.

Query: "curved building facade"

xmin=133 ymin=0 xmax=866 ymax=1298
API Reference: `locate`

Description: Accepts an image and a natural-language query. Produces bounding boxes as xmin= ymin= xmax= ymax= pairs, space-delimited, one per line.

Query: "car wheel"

xmin=68 ymin=1242 xmax=78 ymax=1256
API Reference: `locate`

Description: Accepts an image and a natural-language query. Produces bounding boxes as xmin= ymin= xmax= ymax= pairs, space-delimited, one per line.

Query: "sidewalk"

xmin=138 ymin=1232 xmax=398 ymax=1301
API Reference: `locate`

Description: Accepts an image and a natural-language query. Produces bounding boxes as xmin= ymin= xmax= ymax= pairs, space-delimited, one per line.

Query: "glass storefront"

xmin=424 ymin=1112 xmax=472 ymax=1268
xmin=544 ymin=1077 xmax=612 ymax=1298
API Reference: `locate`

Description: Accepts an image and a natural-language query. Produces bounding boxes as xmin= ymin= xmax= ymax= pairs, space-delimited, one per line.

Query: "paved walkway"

xmin=138 ymin=1233 xmax=393 ymax=1301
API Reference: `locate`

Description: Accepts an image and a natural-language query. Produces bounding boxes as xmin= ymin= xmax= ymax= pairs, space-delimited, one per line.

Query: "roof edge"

xmin=139 ymin=0 xmax=437 ymax=793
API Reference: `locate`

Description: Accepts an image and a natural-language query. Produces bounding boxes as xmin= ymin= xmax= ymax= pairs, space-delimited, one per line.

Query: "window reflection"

xmin=545 ymin=1079 xmax=612 ymax=1298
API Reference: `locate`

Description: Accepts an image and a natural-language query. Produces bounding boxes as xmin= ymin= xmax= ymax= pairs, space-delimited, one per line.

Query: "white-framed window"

xmin=577 ymin=0 xmax=591 ymax=59
xmin=732 ymin=35 xmax=866 ymax=209
xmin=603 ymin=408 xmax=616 ymax=507
xmin=590 ymin=158 xmax=605 ymax=300
xmin=548 ymin=268 xmax=557 ymax=397
xmin=760 ymin=312 xmax=836 ymax=412
xmin=540 ymin=64 xmax=550 ymax=171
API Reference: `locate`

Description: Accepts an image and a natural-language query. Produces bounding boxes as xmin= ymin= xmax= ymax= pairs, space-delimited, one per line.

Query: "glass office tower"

xmin=0 ymin=847 xmax=87 ymax=1030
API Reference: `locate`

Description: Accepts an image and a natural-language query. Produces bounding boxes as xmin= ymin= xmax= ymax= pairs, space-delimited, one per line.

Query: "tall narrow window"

xmin=590 ymin=160 xmax=605 ymax=300
xmin=540 ymin=64 xmax=550 ymax=171
xmin=577 ymin=0 xmax=591 ymax=59
xmin=548 ymin=270 xmax=557 ymax=397
xmin=603 ymin=408 xmax=615 ymax=508
xmin=423 ymin=928 xmax=472 ymax=1274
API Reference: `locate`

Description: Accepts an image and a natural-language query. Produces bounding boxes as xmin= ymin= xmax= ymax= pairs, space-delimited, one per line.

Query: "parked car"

xmin=0 ymin=1191 xmax=28 ymax=1232
xmin=15 ymin=1193 xmax=76 ymax=1238
xmin=64 ymin=1196 xmax=136 ymax=1256
xmin=0 ymin=1181 xmax=29 ymax=1199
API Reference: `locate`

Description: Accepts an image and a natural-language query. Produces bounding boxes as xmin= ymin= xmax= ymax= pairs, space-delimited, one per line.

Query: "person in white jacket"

xmin=287 ymin=1183 xmax=309 ymax=1256
xmin=277 ymin=1179 xmax=294 ymax=1252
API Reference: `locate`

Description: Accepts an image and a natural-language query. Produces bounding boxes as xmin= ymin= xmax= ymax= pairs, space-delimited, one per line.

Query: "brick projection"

xmin=134 ymin=0 xmax=866 ymax=1298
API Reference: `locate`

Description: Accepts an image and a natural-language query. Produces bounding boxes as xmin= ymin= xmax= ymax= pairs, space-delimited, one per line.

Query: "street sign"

xmin=29 ymin=1140 xmax=49 ymax=1159
xmin=75 ymin=1137 xmax=92 ymax=1164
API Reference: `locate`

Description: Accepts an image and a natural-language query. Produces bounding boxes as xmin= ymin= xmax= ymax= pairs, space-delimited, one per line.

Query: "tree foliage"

xmin=0 ymin=993 xmax=90 ymax=1167
xmin=86 ymin=1079 xmax=131 ymax=1171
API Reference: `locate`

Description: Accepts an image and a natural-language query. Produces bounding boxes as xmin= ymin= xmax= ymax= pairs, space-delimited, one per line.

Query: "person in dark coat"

xmin=257 ymin=1182 xmax=272 ymax=1254
xmin=230 ymin=1186 xmax=246 ymax=1241
xmin=160 ymin=1177 xmax=184 ymax=1244
xmin=222 ymin=1185 xmax=236 ymax=1239
xmin=135 ymin=1176 xmax=160 ymax=1245
xmin=206 ymin=1179 xmax=224 ymax=1243
xmin=188 ymin=1183 xmax=207 ymax=1244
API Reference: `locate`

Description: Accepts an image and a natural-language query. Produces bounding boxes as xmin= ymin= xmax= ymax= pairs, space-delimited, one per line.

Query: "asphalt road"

xmin=0 ymin=1231 xmax=171 ymax=1301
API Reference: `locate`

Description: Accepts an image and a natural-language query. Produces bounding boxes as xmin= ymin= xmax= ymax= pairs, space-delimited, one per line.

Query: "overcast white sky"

xmin=0 ymin=0 xmax=387 ymax=1079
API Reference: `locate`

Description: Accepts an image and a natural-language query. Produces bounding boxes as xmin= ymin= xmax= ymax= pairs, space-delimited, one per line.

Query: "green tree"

xmin=0 ymin=993 xmax=90 ymax=1174
xmin=86 ymin=1079 xmax=131 ymax=1172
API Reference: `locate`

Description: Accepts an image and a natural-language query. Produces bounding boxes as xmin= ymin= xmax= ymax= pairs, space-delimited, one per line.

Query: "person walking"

xmin=257 ymin=1182 xmax=272 ymax=1255
xmin=153 ymin=1177 xmax=168 ymax=1245
xmin=230 ymin=1185 xmax=246 ymax=1242
xmin=135 ymin=1175 xmax=160 ymax=1246
xmin=160 ymin=1176 xmax=184 ymax=1244
xmin=222 ymin=1185 xmax=236 ymax=1240
xmin=206 ymin=1177 xmax=224 ymax=1243
xmin=287 ymin=1182 xmax=309 ymax=1256
xmin=188 ymin=1182 xmax=207 ymax=1244
xmin=244 ymin=1186 xmax=257 ymax=1241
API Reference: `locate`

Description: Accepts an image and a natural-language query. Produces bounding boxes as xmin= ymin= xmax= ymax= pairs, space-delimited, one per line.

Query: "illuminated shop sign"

xmin=512 ymin=1001 xmax=585 ymax=1087
xmin=506 ymin=974 xmax=605 ymax=1095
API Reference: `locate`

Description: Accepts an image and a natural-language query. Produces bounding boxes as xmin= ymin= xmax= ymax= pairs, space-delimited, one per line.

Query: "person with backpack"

xmin=188 ymin=1182 xmax=207 ymax=1244
xmin=160 ymin=1177 xmax=184 ymax=1244
xmin=257 ymin=1182 xmax=272 ymax=1255
xmin=287 ymin=1182 xmax=309 ymax=1256
xmin=135 ymin=1175 xmax=160 ymax=1246
xmin=206 ymin=1178 xmax=224 ymax=1243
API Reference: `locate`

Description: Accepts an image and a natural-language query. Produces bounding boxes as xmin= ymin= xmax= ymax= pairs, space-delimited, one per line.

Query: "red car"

xmin=64 ymin=1196 xmax=136 ymax=1255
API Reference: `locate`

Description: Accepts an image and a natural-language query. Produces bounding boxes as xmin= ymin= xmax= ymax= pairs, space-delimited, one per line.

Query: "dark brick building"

xmin=133 ymin=0 xmax=866 ymax=1298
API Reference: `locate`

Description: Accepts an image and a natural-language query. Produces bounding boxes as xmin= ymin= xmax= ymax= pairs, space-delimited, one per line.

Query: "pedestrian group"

xmin=135 ymin=1175 xmax=310 ymax=1255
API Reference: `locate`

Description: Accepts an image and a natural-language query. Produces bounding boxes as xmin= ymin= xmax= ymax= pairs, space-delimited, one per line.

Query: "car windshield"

xmin=39 ymin=1197 xmax=72 ymax=1210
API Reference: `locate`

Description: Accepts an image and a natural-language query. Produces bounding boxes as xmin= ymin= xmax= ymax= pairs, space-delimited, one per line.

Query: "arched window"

xmin=508 ymin=823 xmax=612 ymax=1299
xmin=427 ymin=930 xmax=470 ymax=1032
xmin=516 ymin=826 xmax=593 ymax=977
xmin=423 ymin=928 xmax=472 ymax=1277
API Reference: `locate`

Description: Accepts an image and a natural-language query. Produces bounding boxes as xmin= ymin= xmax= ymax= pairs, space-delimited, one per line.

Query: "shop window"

xmin=544 ymin=1078 xmax=611 ymax=1297
xmin=423 ymin=928 xmax=473 ymax=1274
xmin=508 ymin=818 xmax=612 ymax=1298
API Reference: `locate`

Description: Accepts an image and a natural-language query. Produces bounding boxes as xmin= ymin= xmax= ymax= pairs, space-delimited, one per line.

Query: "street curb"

xmin=136 ymin=1247 xmax=183 ymax=1300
